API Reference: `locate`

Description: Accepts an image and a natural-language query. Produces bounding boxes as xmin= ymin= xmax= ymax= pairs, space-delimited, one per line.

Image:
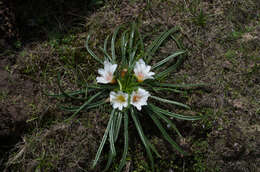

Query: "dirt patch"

xmin=0 ymin=54 xmax=42 ymax=170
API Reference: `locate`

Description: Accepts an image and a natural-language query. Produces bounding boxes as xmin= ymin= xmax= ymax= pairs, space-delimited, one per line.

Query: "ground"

xmin=0 ymin=0 xmax=259 ymax=171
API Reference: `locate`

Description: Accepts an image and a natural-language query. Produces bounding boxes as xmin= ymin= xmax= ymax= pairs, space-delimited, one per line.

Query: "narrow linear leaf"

xmin=117 ymin=112 xmax=129 ymax=172
xmin=121 ymin=29 xmax=129 ymax=65
xmin=146 ymin=106 xmax=182 ymax=137
xmin=45 ymin=90 xmax=85 ymax=98
xmin=86 ymin=34 xmax=103 ymax=64
xmin=149 ymin=87 xmax=186 ymax=94
xmin=104 ymin=34 xmax=110 ymax=52
xmin=146 ymin=138 xmax=161 ymax=158
xmin=135 ymin=24 xmax=144 ymax=52
xmin=104 ymin=111 xmax=117 ymax=171
xmin=104 ymin=151 xmax=114 ymax=172
xmin=59 ymin=105 xmax=80 ymax=112
xmin=85 ymin=100 xmax=106 ymax=109
xmin=109 ymin=112 xmax=116 ymax=157
xmin=129 ymin=23 xmax=135 ymax=52
xmin=92 ymin=109 xmax=115 ymax=168
xmin=86 ymin=83 xmax=117 ymax=90
xmin=150 ymin=95 xmax=190 ymax=109
xmin=64 ymin=91 xmax=104 ymax=122
xmin=170 ymin=35 xmax=184 ymax=49
xmin=129 ymin=41 xmax=141 ymax=66
xmin=146 ymin=27 xmax=180 ymax=63
xmin=111 ymin=26 xmax=121 ymax=61
xmin=58 ymin=73 xmax=87 ymax=100
xmin=114 ymin=112 xmax=123 ymax=141
xmin=130 ymin=108 xmax=154 ymax=171
xmin=99 ymin=46 xmax=112 ymax=62
xmin=152 ymin=50 xmax=186 ymax=69
xmin=149 ymin=103 xmax=201 ymax=121
xmin=149 ymin=112 xmax=186 ymax=155
xmin=152 ymin=83 xmax=208 ymax=89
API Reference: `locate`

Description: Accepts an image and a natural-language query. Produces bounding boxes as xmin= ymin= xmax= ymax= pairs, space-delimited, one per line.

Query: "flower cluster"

xmin=96 ymin=59 xmax=154 ymax=111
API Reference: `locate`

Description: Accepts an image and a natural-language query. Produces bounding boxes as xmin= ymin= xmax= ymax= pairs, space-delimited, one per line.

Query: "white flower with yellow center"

xmin=110 ymin=91 xmax=128 ymax=111
xmin=130 ymin=88 xmax=150 ymax=111
xmin=134 ymin=59 xmax=155 ymax=82
xmin=96 ymin=61 xmax=117 ymax=84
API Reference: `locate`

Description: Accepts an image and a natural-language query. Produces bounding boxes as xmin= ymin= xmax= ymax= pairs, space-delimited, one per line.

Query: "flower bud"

xmin=121 ymin=68 xmax=128 ymax=78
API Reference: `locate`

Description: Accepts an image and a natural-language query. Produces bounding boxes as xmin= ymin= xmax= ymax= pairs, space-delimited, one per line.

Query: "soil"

xmin=0 ymin=0 xmax=259 ymax=171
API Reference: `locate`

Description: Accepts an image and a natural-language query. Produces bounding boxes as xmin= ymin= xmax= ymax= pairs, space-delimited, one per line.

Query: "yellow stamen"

xmin=116 ymin=95 xmax=126 ymax=103
xmin=132 ymin=94 xmax=141 ymax=103
xmin=136 ymin=72 xmax=144 ymax=82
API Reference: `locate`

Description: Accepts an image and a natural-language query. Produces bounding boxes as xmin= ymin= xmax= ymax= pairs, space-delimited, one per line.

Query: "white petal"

xmin=97 ymin=76 xmax=109 ymax=84
xmin=110 ymin=64 xmax=118 ymax=73
xmin=104 ymin=60 xmax=111 ymax=71
xmin=146 ymin=65 xmax=151 ymax=72
xmin=136 ymin=105 xmax=142 ymax=111
xmin=98 ymin=69 xmax=105 ymax=76
xmin=138 ymin=59 xmax=145 ymax=65
xmin=133 ymin=59 xmax=155 ymax=82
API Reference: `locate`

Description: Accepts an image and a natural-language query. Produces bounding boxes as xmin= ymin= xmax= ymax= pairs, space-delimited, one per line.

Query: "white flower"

xmin=96 ymin=61 xmax=117 ymax=84
xmin=130 ymin=88 xmax=150 ymax=111
xmin=134 ymin=59 xmax=155 ymax=82
xmin=110 ymin=91 xmax=128 ymax=111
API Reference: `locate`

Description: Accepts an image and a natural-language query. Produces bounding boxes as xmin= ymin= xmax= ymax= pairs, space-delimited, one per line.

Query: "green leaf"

xmin=85 ymin=100 xmax=106 ymax=109
xmin=92 ymin=109 xmax=115 ymax=168
xmin=117 ymin=112 xmax=129 ymax=172
xmin=155 ymin=55 xmax=185 ymax=79
xmin=104 ymin=111 xmax=117 ymax=171
xmin=130 ymin=108 xmax=154 ymax=171
xmin=101 ymin=34 xmax=112 ymax=62
xmin=121 ymin=29 xmax=129 ymax=66
xmin=152 ymin=50 xmax=186 ymax=69
xmin=86 ymin=83 xmax=117 ymax=90
xmin=135 ymin=24 xmax=144 ymax=52
xmin=111 ymin=26 xmax=121 ymax=62
xmin=151 ymin=83 xmax=208 ymax=89
xmin=149 ymin=87 xmax=186 ymax=94
xmin=104 ymin=34 xmax=110 ymax=53
xmin=146 ymin=27 xmax=180 ymax=63
xmin=148 ymin=112 xmax=186 ymax=155
xmin=150 ymin=95 xmax=190 ymax=109
xmin=109 ymin=111 xmax=116 ymax=157
xmin=114 ymin=112 xmax=123 ymax=141
xmin=149 ymin=104 xmax=201 ymax=121
xmin=59 ymin=105 xmax=80 ymax=112
xmin=64 ymin=91 xmax=104 ymax=122
xmin=45 ymin=90 xmax=85 ymax=98
xmin=57 ymin=73 xmax=88 ymax=100
xmin=170 ymin=35 xmax=184 ymax=49
xmin=99 ymin=46 xmax=112 ymax=62
xmin=128 ymin=23 xmax=135 ymax=53
xmin=146 ymin=106 xmax=182 ymax=137
xmin=146 ymin=138 xmax=161 ymax=158
xmin=86 ymin=34 xmax=103 ymax=64
xmin=104 ymin=151 xmax=114 ymax=172
xmin=129 ymin=41 xmax=140 ymax=67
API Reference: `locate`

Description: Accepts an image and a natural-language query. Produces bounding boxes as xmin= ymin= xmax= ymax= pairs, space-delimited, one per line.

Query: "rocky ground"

xmin=0 ymin=0 xmax=259 ymax=171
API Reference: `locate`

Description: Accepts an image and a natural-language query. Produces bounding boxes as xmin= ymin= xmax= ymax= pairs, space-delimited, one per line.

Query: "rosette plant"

xmin=51 ymin=23 xmax=203 ymax=171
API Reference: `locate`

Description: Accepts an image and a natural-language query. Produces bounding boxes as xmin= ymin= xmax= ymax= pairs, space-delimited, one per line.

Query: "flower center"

xmin=137 ymin=72 xmax=144 ymax=82
xmin=132 ymin=94 xmax=141 ymax=103
xmin=116 ymin=95 xmax=126 ymax=103
xmin=105 ymin=72 xmax=113 ymax=82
